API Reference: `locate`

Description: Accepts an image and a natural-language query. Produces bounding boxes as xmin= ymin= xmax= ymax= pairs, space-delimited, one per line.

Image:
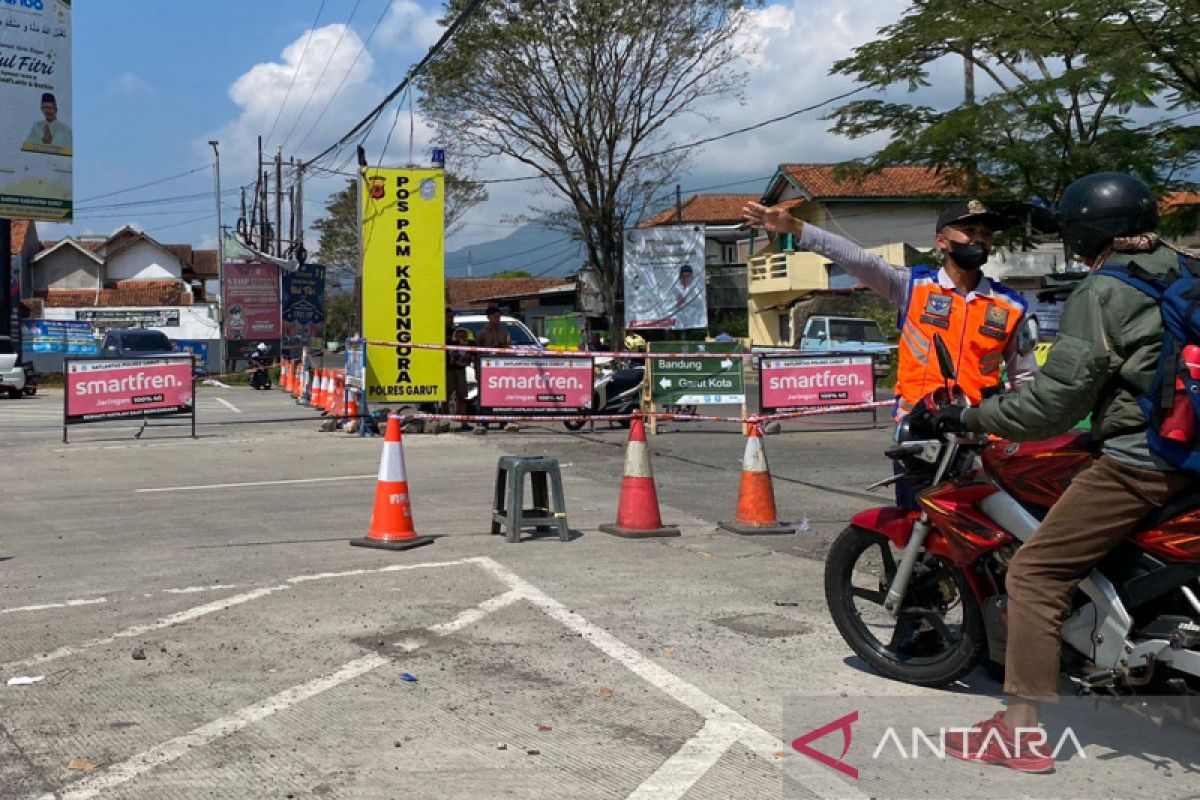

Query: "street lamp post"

xmin=208 ymin=140 xmax=225 ymax=372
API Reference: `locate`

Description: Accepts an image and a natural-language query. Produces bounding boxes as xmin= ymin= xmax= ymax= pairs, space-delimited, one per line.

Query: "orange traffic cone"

xmin=599 ymin=416 xmax=680 ymax=538
xmin=313 ymin=368 xmax=325 ymax=408
xmin=323 ymin=371 xmax=336 ymax=415
xmin=280 ymin=360 xmax=290 ymax=392
xmin=292 ymin=362 xmax=302 ymax=399
xmin=719 ymin=424 xmax=794 ymax=535
xmin=351 ymin=415 xmax=434 ymax=551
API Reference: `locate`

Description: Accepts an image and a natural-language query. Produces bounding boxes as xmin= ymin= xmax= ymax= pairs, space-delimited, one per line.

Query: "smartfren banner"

xmin=0 ymin=0 xmax=72 ymax=221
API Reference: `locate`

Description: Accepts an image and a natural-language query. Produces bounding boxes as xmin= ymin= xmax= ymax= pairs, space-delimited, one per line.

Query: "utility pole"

xmin=275 ymin=146 xmax=283 ymax=256
xmin=963 ymin=49 xmax=978 ymax=193
xmin=294 ymin=162 xmax=305 ymax=261
xmin=208 ymin=141 xmax=226 ymax=373
xmin=675 ymin=184 xmax=683 ymax=224
xmin=467 ymin=249 xmax=473 ymax=278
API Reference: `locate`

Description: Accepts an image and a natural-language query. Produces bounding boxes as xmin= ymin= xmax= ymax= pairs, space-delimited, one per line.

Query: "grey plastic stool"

xmin=491 ymin=455 xmax=570 ymax=543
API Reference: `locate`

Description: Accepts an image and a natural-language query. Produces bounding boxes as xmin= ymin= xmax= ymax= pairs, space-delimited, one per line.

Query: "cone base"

xmin=350 ymin=535 xmax=435 ymax=551
xmin=599 ymin=523 xmax=681 ymax=539
xmin=718 ymin=520 xmax=795 ymax=536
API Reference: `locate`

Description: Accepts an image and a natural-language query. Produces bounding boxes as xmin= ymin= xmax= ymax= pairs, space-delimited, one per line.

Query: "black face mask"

xmin=948 ymin=240 xmax=990 ymax=271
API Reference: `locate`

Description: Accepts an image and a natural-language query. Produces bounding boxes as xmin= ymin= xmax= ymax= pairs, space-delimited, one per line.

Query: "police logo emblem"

xmin=968 ymin=199 xmax=986 ymax=215
xmin=985 ymin=305 xmax=1010 ymax=329
xmin=924 ymin=294 xmax=952 ymax=317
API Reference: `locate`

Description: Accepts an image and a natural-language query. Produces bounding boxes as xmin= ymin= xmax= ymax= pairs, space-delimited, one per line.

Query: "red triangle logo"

xmin=790 ymin=710 xmax=858 ymax=780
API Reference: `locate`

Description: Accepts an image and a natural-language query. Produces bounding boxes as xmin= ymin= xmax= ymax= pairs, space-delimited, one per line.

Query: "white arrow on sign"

xmin=659 ymin=377 xmax=673 ymax=389
xmin=720 ymin=358 xmax=734 ymax=369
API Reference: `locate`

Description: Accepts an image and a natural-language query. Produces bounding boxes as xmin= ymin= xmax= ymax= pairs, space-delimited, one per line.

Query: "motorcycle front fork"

xmin=883 ymin=515 xmax=932 ymax=616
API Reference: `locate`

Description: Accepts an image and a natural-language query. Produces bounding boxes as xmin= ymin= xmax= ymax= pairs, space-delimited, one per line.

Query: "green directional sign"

xmin=649 ymin=341 xmax=744 ymax=405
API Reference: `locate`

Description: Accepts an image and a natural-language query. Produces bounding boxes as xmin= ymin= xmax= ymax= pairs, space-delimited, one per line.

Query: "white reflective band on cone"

xmin=624 ymin=439 xmax=653 ymax=479
xmin=377 ymin=442 xmax=407 ymax=482
xmin=742 ymin=435 xmax=768 ymax=474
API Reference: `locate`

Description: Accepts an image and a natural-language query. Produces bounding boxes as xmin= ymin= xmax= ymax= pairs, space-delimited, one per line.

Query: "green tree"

xmin=324 ymin=290 xmax=357 ymax=342
xmin=827 ymin=0 xmax=1199 ymax=205
xmin=418 ymin=0 xmax=754 ymax=344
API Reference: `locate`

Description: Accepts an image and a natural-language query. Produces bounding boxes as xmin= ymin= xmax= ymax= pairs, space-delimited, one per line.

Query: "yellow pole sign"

xmin=361 ymin=167 xmax=446 ymax=403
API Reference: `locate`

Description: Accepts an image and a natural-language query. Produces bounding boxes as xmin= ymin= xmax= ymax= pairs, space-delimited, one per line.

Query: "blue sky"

xmin=47 ymin=0 xmax=936 ymax=257
xmin=61 ymin=0 xmax=1171 ymax=262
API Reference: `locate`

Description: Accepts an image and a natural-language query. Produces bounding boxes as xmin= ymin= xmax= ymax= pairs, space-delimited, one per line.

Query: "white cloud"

xmin=108 ymin=72 xmax=151 ymax=96
xmin=377 ymin=0 xmax=444 ymax=51
xmin=206 ymin=23 xmax=379 ymax=174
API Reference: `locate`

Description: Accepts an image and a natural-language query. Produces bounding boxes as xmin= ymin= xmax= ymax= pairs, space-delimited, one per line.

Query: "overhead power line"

xmin=303 ymin=0 xmax=488 ymax=168
xmin=291 ymin=0 xmax=392 ymax=157
xmin=265 ymin=0 xmax=328 ymax=149
xmin=75 ymin=165 xmax=209 ymax=204
xmin=279 ymin=0 xmax=364 ymax=154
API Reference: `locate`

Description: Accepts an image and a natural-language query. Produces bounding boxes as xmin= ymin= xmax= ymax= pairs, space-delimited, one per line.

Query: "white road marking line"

xmin=625 ymin=719 xmax=744 ymax=800
xmin=1 ymin=585 xmax=288 ymax=671
xmin=423 ymin=590 xmax=522 ymax=636
xmin=469 ymin=557 xmax=865 ymax=800
xmin=287 ymin=559 xmax=471 ymax=584
xmin=38 ymin=654 xmax=391 ymax=800
xmin=161 ymin=584 xmax=239 ymax=594
xmin=0 ymin=597 xmax=107 ymax=615
xmin=213 ymin=398 xmax=242 ymax=414
xmin=134 ymin=475 xmax=375 ymax=493
xmin=43 ymin=587 xmax=513 ymax=798
xmin=52 ymin=437 xmax=268 ymax=453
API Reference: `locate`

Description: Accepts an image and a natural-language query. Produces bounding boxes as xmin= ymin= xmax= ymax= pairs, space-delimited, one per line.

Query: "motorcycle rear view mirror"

xmin=932 ymin=333 xmax=956 ymax=383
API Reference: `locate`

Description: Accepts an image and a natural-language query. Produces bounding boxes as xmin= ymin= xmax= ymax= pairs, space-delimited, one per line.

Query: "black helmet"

xmin=1057 ymin=172 xmax=1157 ymax=259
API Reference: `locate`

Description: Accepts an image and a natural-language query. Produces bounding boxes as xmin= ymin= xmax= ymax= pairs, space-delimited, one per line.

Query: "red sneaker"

xmin=944 ymin=711 xmax=1055 ymax=773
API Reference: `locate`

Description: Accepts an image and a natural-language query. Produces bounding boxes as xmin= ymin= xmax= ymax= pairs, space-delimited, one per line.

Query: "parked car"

xmin=0 ymin=336 xmax=27 ymax=399
xmin=797 ymin=315 xmax=893 ymax=376
xmin=100 ymin=328 xmax=176 ymax=358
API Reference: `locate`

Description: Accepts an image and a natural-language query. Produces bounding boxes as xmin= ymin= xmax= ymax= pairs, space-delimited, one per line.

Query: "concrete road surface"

xmin=1 ymin=387 xmax=1195 ymax=799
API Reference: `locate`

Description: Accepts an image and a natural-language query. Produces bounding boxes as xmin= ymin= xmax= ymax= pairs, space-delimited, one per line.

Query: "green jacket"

xmin=977 ymin=246 xmax=1179 ymax=463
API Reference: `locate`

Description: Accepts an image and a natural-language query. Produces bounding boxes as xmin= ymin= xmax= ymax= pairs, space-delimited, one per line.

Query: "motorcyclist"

xmin=930 ymin=172 xmax=1199 ymax=771
xmin=249 ymin=342 xmax=272 ymax=390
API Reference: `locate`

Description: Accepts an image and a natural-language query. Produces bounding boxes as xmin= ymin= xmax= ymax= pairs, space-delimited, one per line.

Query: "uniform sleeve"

xmin=977 ymin=283 xmax=1117 ymax=440
xmin=798 ymin=224 xmax=908 ymax=306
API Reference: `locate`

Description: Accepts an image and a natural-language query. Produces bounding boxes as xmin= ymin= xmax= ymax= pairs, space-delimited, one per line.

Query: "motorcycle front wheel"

xmin=824 ymin=524 xmax=987 ymax=687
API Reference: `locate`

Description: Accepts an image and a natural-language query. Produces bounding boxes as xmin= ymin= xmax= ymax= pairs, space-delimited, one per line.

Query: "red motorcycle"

xmin=824 ymin=340 xmax=1200 ymax=692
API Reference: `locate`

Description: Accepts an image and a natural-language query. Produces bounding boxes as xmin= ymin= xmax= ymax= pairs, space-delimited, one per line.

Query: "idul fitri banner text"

xmin=361 ymin=167 xmax=445 ymax=403
xmin=0 ymin=0 xmax=73 ymax=221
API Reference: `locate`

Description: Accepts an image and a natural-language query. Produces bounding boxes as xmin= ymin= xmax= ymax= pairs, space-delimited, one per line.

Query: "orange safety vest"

xmin=894 ymin=266 xmax=1026 ymax=419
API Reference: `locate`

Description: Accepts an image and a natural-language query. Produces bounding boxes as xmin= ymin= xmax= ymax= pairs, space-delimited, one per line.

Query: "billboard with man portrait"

xmin=0 ymin=0 xmax=72 ymax=221
xmin=623 ymin=225 xmax=707 ymax=331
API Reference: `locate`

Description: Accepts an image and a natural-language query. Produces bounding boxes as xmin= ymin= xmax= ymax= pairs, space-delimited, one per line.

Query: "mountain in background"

xmin=445 ymin=222 xmax=583 ymax=277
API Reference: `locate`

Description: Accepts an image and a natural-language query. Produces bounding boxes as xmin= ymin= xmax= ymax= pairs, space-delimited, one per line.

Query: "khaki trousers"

xmin=1004 ymin=455 xmax=1194 ymax=699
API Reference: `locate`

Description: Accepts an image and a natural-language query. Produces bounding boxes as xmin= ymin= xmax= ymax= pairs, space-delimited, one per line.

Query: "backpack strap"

xmin=1094 ymin=260 xmax=1168 ymax=302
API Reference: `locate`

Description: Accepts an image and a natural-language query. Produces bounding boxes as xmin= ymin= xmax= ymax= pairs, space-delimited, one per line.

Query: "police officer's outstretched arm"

xmin=741 ymin=201 xmax=906 ymax=306
xmin=972 ymin=283 xmax=1117 ymax=441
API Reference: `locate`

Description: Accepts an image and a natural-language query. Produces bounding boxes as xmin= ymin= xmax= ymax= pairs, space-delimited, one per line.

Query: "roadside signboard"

xmin=223 ymin=261 xmax=282 ymax=360
xmin=63 ymin=355 xmax=195 ymax=441
xmin=0 ymin=0 xmax=73 ymax=221
xmin=624 ymin=226 xmax=707 ymax=330
xmin=361 ymin=167 xmax=445 ymax=404
xmin=282 ymin=262 xmax=326 ymax=351
xmin=478 ymin=356 xmax=593 ymax=414
xmin=759 ymin=354 xmax=875 ymax=412
xmin=21 ymin=319 xmax=96 ymax=354
xmin=649 ymin=341 xmax=743 ymax=406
